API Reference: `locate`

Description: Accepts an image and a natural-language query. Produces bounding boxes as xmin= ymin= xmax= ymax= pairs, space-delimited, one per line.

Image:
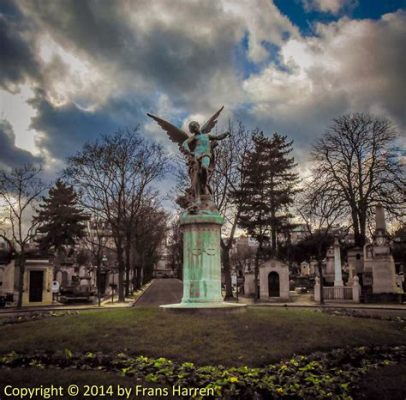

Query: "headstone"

xmin=300 ymin=261 xmax=309 ymax=276
xmin=51 ymin=280 xmax=60 ymax=293
xmin=347 ymin=248 xmax=363 ymax=283
xmin=314 ymin=276 xmax=320 ymax=302
xmin=352 ymin=276 xmax=361 ymax=303
xmin=244 ymin=272 xmax=255 ymax=297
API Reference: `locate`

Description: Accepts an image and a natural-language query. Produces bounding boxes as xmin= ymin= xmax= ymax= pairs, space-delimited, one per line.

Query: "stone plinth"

xmin=369 ymin=205 xmax=403 ymax=295
xmin=372 ymin=257 xmax=399 ymax=294
xmin=180 ymin=212 xmax=224 ymax=304
xmin=161 ymin=212 xmax=246 ymax=311
xmin=324 ymin=245 xmax=335 ymax=284
xmin=161 ymin=302 xmax=247 ymax=314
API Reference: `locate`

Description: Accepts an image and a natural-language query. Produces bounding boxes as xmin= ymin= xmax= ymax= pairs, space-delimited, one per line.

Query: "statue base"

xmin=161 ymin=211 xmax=245 ymax=311
xmin=160 ymin=302 xmax=247 ymax=314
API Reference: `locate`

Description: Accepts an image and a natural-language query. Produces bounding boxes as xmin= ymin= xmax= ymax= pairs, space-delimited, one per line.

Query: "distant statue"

xmin=147 ymin=107 xmax=230 ymax=212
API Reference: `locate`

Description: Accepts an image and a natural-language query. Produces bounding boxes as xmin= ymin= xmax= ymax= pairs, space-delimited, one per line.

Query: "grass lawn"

xmin=0 ymin=307 xmax=404 ymax=367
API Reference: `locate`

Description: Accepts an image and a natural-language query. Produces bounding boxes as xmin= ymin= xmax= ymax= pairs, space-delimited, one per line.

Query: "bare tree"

xmin=83 ymin=212 xmax=115 ymax=306
xmin=211 ymin=121 xmax=253 ymax=299
xmin=131 ymin=201 xmax=169 ymax=288
xmin=167 ymin=217 xmax=183 ymax=279
xmin=312 ymin=113 xmax=405 ymax=247
xmin=297 ymin=183 xmax=348 ymax=304
xmin=0 ymin=164 xmax=46 ymax=308
xmin=65 ymin=128 xmax=168 ymax=302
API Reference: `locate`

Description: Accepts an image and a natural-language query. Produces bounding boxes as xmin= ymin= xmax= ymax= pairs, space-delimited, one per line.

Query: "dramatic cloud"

xmin=0 ymin=119 xmax=42 ymax=168
xmin=0 ymin=0 xmax=404 ymax=181
xmin=0 ymin=1 xmax=40 ymax=92
xmin=29 ymin=90 xmax=151 ymax=160
xmin=243 ymin=9 xmax=406 ymax=156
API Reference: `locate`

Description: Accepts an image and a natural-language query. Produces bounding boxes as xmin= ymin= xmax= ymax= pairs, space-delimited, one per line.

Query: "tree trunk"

xmin=116 ymin=244 xmax=126 ymax=302
xmin=53 ymin=248 xmax=63 ymax=280
xmin=221 ymin=242 xmax=234 ymax=300
xmin=136 ymin=264 xmax=142 ymax=289
xmin=317 ymin=243 xmax=324 ymax=305
xmin=351 ymin=208 xmax=362 ymax=247
xmin=271 ymin=209 xmax=277 ymax=256
xmin=254 ymin=245 xmax=261 ymax=301
xmin=16 ymin=255 xmax=25 ymax=309
xmin=359 ymin=211 xmax=367 ymax=247
xmin=124 ymin=240 xmax=131 ymax=297
xmin=317 ymin=260 xmax=324 ymax=305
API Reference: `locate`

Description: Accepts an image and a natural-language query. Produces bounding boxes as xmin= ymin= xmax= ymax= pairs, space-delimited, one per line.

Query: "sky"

xmin=1 ymin=0 xmax=405 ymax=194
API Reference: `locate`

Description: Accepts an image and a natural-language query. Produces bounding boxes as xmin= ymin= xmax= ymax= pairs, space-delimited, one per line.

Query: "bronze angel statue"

xmin=147 ymin=107 xmax=230 ymax=212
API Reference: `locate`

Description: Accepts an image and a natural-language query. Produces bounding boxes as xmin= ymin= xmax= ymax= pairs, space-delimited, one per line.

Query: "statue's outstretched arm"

xmin=209 ymin=131 xmax=230 ymax=141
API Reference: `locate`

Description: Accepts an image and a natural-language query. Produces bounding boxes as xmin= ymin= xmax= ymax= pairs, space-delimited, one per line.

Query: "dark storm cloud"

xmin=0 ymin=0 xmax=404 ymax=172
xmin=29 ymin=90 xmax=152 ymax=160
xmin=0 ymin=0 xmax=40 ymax=91
xmin=0 ymin=119 xmax=42 ymax=168
xmin=20 ymin=0 xmax=241 ymax=107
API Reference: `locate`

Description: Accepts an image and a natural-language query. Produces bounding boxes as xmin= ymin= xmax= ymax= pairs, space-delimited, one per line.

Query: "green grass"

xmin=0 ymin=307 xmax=404 ymax=367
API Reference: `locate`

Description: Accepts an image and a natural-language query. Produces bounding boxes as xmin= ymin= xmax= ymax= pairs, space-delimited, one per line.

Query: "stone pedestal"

xmin=180 ymin=212 xmax=224 ymax=304
xmin=370 ymin=205 xmax=403 ymax=295
xmin=372 ymin=257 xmax=399 ymax=294
xmin=161 ymin=212 xmax=246 ymax=311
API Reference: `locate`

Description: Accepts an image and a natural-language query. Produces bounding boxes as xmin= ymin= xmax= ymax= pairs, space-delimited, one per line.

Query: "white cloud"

xmin=302 ymin=0 xmax=357 ymax=14
xmin=223 ymin=0 xmax=300 ymax=62
xmin=242 ymin=10 xmax=406 ymax=150
xmin=0 ymin=84 xmax=37 ymax=153
xmin=0 ymin=0 xmax=404 ymax=174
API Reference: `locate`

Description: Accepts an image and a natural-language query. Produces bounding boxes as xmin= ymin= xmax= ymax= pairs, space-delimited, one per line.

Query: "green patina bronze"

xmin=148 ymin=108 xmax=246 ymax=310
xmin=180 ymin=212 xmax=224 ymax=304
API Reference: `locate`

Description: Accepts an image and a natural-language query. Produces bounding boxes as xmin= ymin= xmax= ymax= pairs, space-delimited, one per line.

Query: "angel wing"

xmin=201 ymin=106 xmax=224 ymax=134
xmin=147 ymin=113 xmax=190 ymax=145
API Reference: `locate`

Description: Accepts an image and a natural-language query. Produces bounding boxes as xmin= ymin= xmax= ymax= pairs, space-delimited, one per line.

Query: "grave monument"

xmin=333 ymin=238 xmax=344 ymax=287
xmin=148 ymin=107 xmax=246 ymax=311
xmin=369 ymin=204 xmax=402 ymax=294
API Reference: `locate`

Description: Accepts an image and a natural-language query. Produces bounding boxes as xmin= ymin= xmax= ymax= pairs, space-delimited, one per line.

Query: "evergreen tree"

xmin=35 ymin=180 xmax=89 ymax=256
xmin=264 ymin=132 xmax=300 ymax=253
xmin=232 ymin=132 xmax=299 ymax=299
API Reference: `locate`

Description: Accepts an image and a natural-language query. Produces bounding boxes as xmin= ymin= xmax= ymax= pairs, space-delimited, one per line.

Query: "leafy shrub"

xmin=0 ymin=345 xmax=405 ymax=399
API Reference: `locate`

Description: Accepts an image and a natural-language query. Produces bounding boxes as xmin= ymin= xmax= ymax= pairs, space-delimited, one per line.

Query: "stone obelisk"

xmin=333 ymin=238 xmax=344 ymax=287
